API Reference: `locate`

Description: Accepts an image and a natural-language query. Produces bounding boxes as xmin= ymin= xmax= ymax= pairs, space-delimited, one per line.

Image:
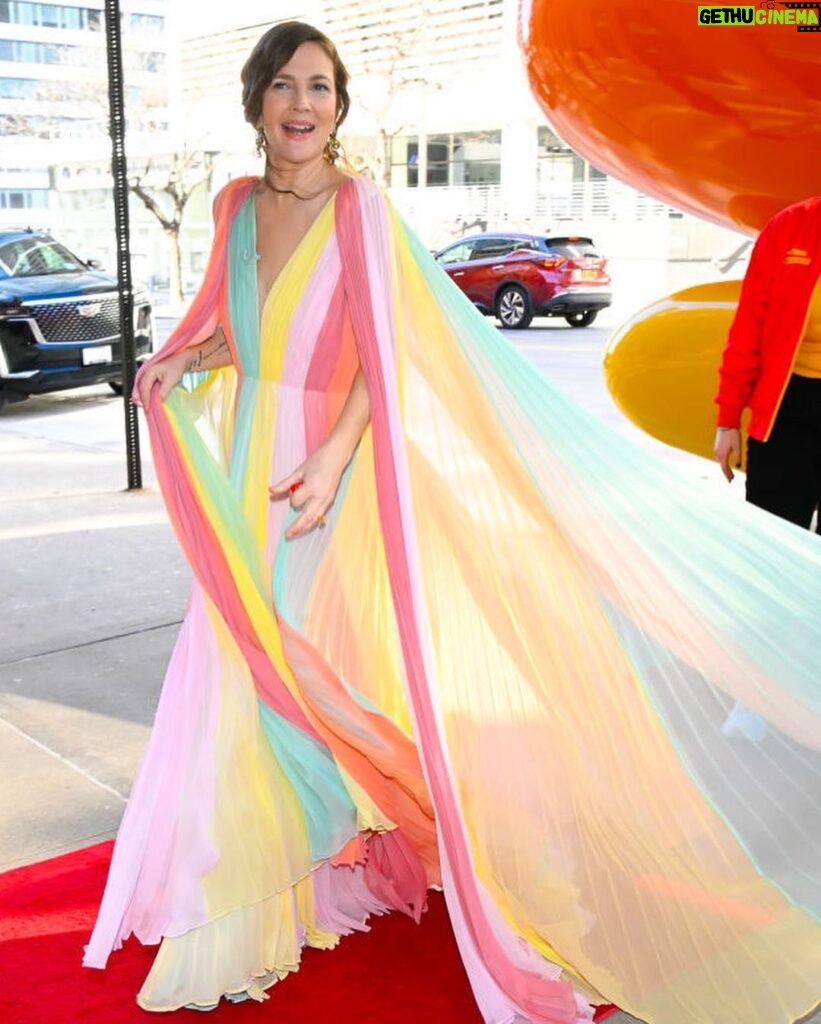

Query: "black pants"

xmin=746 ymin=374 xmax=821 ymax=531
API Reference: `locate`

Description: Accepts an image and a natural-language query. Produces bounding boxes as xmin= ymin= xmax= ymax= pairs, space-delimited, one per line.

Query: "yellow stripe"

xmin=259 ymin=199 xmax=337 ymax=382
xmin=166 ymin=411 xmax=309 ymax=714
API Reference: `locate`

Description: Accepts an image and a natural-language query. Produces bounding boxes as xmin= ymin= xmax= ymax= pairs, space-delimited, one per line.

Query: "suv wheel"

xmin=496 ymin=285 xmax=533 ymax=329
xmin=109 ymin=356 xmax=150 ymax=396
xmin=564 ymin=310 xmax=598 ymax=328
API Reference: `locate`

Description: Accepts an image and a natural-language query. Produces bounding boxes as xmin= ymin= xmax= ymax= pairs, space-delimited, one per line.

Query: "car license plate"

xmin=581 ymin=269 xmax=597 ymax=279
xmin=82 ymin=345 xmax=113 ymax=365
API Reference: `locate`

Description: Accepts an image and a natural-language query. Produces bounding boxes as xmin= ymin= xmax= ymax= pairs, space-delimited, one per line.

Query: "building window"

xmin=390 ymin=131 xmax=502 ymax=188
xmin=0 ymin=2 xmax=103 ymax=30
xmin=390 ymin=136 xmax=419 ymax=187
xmin=536 ymin=125 xmax=608 ymax=188
xmin=128 ymin=13 xmax=164 ymax=33
xmin=537 ymin=126 xmax=611 ymax=218
xmin=0 ymin=188 xmax=49 ymax=209
xmin=0 ymin=113 xmax=105 ymax=139
xmin=0 ymin=76 xmax=39 ymax=98
xmin=0 ymin=39 xmax=86 ymax=64
xmin=536 ymin=125 xmax=584 ymax=186
xmin=428 ymin=131 xmax=501 ymax=187
xmin=141 ymin=50 xmax=166 ymax=72
xmin=425 ymin=136 xmax=449 ymax=186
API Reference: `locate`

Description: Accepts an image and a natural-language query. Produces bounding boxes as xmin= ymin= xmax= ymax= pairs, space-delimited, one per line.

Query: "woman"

xmin=84 ymin=21 xmax=821 ymax=1024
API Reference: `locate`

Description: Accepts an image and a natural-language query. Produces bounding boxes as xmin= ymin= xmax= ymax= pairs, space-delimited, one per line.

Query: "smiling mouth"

xmin=282 ymin=123 xmax=315 ymax=136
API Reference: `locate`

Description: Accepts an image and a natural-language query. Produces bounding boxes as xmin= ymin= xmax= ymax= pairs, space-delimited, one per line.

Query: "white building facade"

xmin=0 ymin=0 xmax=175 ymax=282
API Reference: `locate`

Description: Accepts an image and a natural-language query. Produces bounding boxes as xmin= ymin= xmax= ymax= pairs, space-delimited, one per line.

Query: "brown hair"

xmin=241 ymin=21 xmax=351 ymax=130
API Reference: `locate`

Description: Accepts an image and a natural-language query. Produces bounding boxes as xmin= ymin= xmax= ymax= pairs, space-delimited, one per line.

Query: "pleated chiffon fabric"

xmin=84 ymin=176 xmax=821 ymax=1024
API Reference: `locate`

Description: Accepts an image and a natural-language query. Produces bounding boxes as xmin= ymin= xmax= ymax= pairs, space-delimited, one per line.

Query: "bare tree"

xmin=128 ymin=148 xmax=214 ymax=303
xmin=0 ymin=112 xmax=41 ymax=137
xmin=352 ymin=15 xmax=443 ymax=190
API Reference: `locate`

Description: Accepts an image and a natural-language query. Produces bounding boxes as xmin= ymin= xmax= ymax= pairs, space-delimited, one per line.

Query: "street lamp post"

xmin=104 ymin=0 xmax=142 ymax=490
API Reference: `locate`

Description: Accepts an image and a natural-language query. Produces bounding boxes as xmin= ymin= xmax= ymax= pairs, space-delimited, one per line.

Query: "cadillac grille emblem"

xmin=77 ymin=303 xmax=102 ymax=318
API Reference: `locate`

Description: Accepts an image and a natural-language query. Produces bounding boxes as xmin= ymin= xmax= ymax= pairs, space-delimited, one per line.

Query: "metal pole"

xmin=104 ymin=0 xmax=142 ymax=490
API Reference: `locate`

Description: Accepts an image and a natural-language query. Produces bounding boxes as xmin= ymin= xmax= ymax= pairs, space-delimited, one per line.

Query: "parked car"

xmin=433 ymin=232 xmax=611 ymax=329
xmin=0 ymin=228 xmax=154 ymax=408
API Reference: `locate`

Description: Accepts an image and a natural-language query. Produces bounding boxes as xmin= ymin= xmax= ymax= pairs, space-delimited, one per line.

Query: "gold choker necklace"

xmin=263 ymin=167 xmax=328 ymax=202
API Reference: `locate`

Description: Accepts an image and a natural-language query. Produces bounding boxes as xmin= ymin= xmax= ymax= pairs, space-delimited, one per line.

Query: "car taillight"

xmin=532 ymin=256 xmax=565 ymax=269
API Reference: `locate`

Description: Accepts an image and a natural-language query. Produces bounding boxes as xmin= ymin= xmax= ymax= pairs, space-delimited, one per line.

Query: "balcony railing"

xmin=534 ymin=179 xmax=674 ymax=223
xmin=390 ymin=178 xmax=679 ymax=249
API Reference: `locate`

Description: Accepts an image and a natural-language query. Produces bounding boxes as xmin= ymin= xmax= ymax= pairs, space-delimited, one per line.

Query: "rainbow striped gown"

xmin=84 ymin=176 xmax=821 ymax=1024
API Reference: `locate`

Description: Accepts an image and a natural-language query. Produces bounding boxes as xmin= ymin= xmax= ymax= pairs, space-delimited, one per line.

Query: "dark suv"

xmin=434 ymin=232 xmax=611 ymax=329
xmin=0 ymin=229 xmax=154 ymax=408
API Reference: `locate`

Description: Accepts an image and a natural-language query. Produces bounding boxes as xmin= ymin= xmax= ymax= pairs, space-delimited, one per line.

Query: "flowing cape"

xmin=85 ymin=175 xmax=821 ymax=1024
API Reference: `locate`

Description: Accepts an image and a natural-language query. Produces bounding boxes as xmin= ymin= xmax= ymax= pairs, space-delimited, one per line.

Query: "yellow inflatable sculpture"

xmin=603 ymin=281 xmax=749 ymax=467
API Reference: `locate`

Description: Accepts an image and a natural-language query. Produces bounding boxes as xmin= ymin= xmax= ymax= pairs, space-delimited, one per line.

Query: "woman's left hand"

xmin=269 ymin=442 xmax=346 ymax=540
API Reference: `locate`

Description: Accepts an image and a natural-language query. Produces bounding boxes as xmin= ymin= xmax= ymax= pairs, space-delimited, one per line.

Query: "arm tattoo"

xmin=183 ymin=337 xmax=228 ymax=374
xmin=203 ymin=337 xmax=228 ymax=362
xmin=184 ymin=349 xmax=203 ymax=374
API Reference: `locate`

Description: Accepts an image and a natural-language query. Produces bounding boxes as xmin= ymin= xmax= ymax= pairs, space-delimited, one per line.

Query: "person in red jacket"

xmin=714 ymin=195 xmax=821 ymax=530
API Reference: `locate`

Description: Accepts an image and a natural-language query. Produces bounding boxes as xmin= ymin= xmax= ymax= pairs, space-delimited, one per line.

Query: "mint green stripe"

xmin=257 ymin=700 xmax=357 ymax=861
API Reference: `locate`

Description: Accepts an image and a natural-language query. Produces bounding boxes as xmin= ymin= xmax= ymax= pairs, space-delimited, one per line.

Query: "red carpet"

xmin=0 ymin=842 xmax=618 ymax=1023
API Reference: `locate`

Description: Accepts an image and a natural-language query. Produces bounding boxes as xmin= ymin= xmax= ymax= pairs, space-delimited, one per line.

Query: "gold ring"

xmin=315 ymin=513 xmax=327 ymax=527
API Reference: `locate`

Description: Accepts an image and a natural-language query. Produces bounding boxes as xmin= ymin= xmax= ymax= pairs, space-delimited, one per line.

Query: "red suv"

xmin=433 ymin=232 xmax=611 ymax=329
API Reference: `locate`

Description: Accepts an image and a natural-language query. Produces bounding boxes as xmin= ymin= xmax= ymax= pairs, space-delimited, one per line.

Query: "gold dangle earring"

xmin=324 ymin=130 xmax=341 ymax=165
xmin=255 ymin=125 xmax=266 ymax=158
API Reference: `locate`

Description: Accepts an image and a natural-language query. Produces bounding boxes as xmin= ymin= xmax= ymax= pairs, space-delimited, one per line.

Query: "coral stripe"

xmin=336 ymin=178 xmax=583 ymax=1023
xmin=146 ymin=400 xmax=320 ymax=738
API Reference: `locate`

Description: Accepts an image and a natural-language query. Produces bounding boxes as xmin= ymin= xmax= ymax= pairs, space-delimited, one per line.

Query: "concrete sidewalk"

xmin=0 ymin=407 xmax=190 ymax=871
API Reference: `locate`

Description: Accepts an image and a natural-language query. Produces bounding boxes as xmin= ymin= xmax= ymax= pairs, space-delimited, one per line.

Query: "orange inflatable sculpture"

xmin=520 ymin=0 xmax=821 ymax=461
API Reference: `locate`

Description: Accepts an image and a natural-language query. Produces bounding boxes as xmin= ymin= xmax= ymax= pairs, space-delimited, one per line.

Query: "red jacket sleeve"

xmin=714 ymin=222 xmax=776 ymax=428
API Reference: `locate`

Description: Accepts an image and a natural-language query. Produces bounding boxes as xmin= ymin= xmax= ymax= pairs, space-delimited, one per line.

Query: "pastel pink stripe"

xmin=311 ymin=858 xmax=389 ymax=935
xmin=279 ymin=233 xmax=341 ymax=387
xmin=84 ymin=587 xmax=219 ymax=965
xmin=337 ymin=178 xmax=584 ymax=1024
xmin=303 ymin=278 xmax=347 ymax=453
xmin=266 ymin=239 xmax=341 ymax=557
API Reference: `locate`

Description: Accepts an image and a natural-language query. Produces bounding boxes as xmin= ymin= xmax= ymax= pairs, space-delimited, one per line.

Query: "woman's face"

xmin=259 ymin=41 xmax=338 ymax=167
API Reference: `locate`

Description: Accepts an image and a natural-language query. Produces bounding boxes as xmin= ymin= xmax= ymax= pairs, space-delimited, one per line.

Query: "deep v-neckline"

xmin=253 ymin=183 xmax=342 ymax=325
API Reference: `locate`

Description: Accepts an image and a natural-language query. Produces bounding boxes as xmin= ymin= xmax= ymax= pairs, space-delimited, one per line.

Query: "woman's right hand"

xmin=134 ymin=350 xmax=189 ymax=412
xmin=714 ymin=427 xmax=741 ymax=482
